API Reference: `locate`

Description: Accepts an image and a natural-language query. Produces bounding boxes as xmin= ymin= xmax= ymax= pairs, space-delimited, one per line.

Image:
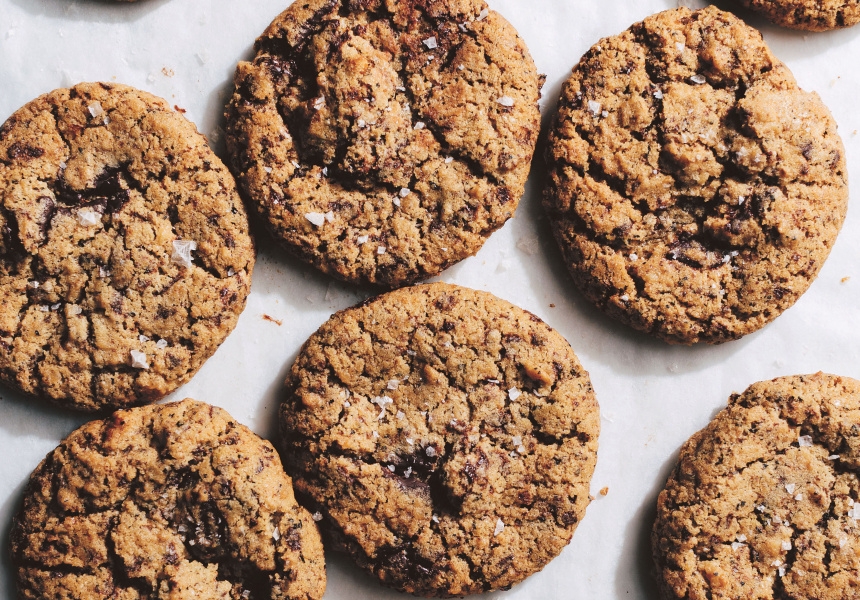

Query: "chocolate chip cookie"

xmin=11 ymin=399 xmax=326 ymax=600
xmin=0 ymin=82 xmax=255 ymax=411
xmin=544 ymin=6 xmax=848 ymax=345
xmin=738 ymin=0 xmax=860 ymax=30
xmin=654 ymin=373 xmax=860 ymax=600
xmin=279 ymin=282 xmax=599 ymax=596
xmin=226 ymin=0 xmax=542 ymax=287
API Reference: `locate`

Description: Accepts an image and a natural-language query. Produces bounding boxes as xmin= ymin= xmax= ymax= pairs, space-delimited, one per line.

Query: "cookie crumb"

xmin=171 ymin=239 xmax=197 ymax=269
xmin=69 ymin=304 xmax=83 ymax=316
xmin=262 ymin=314 xmax=283 ymax=326
xmin=842 ymin=277 xmax=850 ymax=284
xmin=549 ymin=303 xmax=556 ymax=308
xmin=600 ymin=486 xmax=609 ymax=496
xmin=161 ymin=67 xmax=175 ymax=77
xmin=130 ymin=350 xmax=149 ymax=369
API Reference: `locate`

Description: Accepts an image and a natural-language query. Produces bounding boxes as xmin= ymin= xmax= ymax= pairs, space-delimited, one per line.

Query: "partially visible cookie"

xmin=0 ymin=82 xmax=254 ymax=411
xmin=11 ymin=399 xmax=326 ymax=600
xmin=543 ymin=6 xmax=848 ymax=345
xmin=280 ymin=283 xmax=599 ymax=596
xmin=654 ymin=373 xmax=860 ymax=600
xmin=227 ymin=0 xmax=542 ymax=287
xmin=738 ymin=0 xmax=860 ymax=30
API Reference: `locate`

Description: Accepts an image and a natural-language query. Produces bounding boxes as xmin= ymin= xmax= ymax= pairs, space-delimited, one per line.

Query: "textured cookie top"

xmin=227 ymin=0 xmax=542 ymax=287
xmin=654 ymin=373 xmax=860 ymax=600
xmin=11 ymin=399 xmax=326 ymax=600
xmin=738 ymin=0 xmax=860 ymax=30
xmin=0 ymin=83 xmax=254 ymax=411
xmin=544 ymin=6 xmax=848 ymax=345
xmin=280 ymin=283 xmax=599 ymax=596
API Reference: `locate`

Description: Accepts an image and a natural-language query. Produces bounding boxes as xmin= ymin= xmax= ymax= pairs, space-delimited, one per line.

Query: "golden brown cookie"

xmin=543 ymin=6 xmax=848 ymax=345
xmin=654 ymin=373 xmax=860 ymax=600
xmin=0 ymin=83 xmax=255 ymax=411
xmin=738 ymin=0 xmax=860 ymax=30
xmin=279 ymin=283 xmax=599 ymax=596
xmin=11 ymin=399 xmax=326 ymax=600
xmin=226 ymin=0 xmax=542 ymax=287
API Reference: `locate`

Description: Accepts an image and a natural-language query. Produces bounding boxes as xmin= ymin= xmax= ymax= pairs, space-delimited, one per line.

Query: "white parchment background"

xmin=0 ymin=0 xmax=858 ymax=597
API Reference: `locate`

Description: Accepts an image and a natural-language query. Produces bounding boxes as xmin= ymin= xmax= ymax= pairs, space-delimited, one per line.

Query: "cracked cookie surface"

xmin=737 ymin=0 xmax=860 ymax=30
xmin=279 ymin=282 xmax=599 ymax=596
xmin=543 ymin=6 xmax=847 ymax=345
xmin=654 ymin=373 xmax=860 ymax=600
xmin=11 ymin=399 xmax=326 ymax=600
xmin=226 ymin=0 xmax=541 ymax=287
xmin=0 ymin=83 xmax=255 ymax=411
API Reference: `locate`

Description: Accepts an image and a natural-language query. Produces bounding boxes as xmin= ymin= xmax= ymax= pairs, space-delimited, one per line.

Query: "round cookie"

xmin=738 ymin=0 xmax=860 ymax=31
xmin=543 ymin=6 xmax=848 ymax=345
xmin=0 ymin=83 xmax=255 ymax=411
xmin=279 ymin=283 xmax=599 ymax=596
xmin=653 ymin=373 xmax=860 ymax=600
xmin=11 ymin=399 xmax=326 ymax=600
xmin=226 ymin=0 xmax=542 ymax=287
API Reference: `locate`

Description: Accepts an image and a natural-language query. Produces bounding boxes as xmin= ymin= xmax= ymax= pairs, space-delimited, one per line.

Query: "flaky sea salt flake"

xmin=445 ymin=156 xmax=454 ymax=163
xmin=272 ymin=527 xmax=280 ymax=541
xmin=690 ymin=74 xmax=706 ymax=85
xmin=426 ymin=446 xmax=437 ymax=457
xmin=782 ymin=541 xmax=792 ymax=550
xmin=798 ymin=435 xmax=813 ymax=447
xmin=377 ymin=246 xmax=387 ymax=255
xmin=653 ymin=89 xmax=664 ymax=100
xmin=139 ymin=334 xmax=149 ymax=343
xmin=69 ymin=304 xmax=83 ymax=316
xmin=171 ymin=240 xmax=197 ymax=269
xmin=587 ymin=100 xmax=601 ymax=115
xmin=494 ymin=518 xmax=505 ymax=536
xmin=305 ymin=212 xmax=326 ymax=227
xmin=477 ymin=8 xmax=489 ymax=20
xmin=130 ymin=350 xmax=149 ymax=369
xmin=400 ymin=188 xmax=411 ymax=197
xmin=156 ymin=339 xmax=168 ymax=349
xmin=388 ymin=379 xmax=400 ymax=390
xmin=785 ymin=483 xmax=796 ymax=494
xmin=312 ymin=512 xmax=323 ymax=522
xmin=357 ymin=235 xmax=369 ymax=245
xmin=414 ymin=121 xmax=426 ymax=130
xmin=508 ymin=387 xmax=522 ymax=401
xmin=829 ymin=455 xmax=840 ymax=460
xmin=423 ymin=36 xmax=438 ymax=50
xmin=77 ymin=207 xmax=100 ymax=226
xmin=497 ymin=96 xmax=515 ymax=107
xmin=88 ymin=101 xmax=104 ymax=118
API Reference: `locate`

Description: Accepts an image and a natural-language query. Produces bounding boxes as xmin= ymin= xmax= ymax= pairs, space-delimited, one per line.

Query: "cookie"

xmin=738 ymin=0 xmax=860 ymax=30
xmin=653 ymin=373 xmax=860 ymax=600
xmin=0 ymin=82 xmax=255 ymax=411
xmin=543 ymin=6 xmax=848 ymax=345
xmin=279 ymin=282 xmax=599 ymax=596
xmin=11 ymin=399 xmax=326 ymax=600
xmin=226 ymin=0 xmax=542 ymax=287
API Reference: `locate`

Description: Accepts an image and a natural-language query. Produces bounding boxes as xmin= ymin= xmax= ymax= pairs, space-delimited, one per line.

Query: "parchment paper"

xmin=0 ymin=0 xmax=858 ymax=597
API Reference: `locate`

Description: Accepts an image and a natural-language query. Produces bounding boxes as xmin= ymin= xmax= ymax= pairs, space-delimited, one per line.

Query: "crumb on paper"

xmin=161 ymin=67 xmax=175 ymax=77
xmin=549 ymin=303 xmax=556 ymax=308
xmin=516 ymin=236 xmax=539 ymax=256
xmin=600 ymin=486 xmax=609 ymax=496
xmin=842 ymin=277 xmax=851 ymax=284
xmin=262 ymin=314 xmax=283 ymax=326
xmin=174 ymin=105 xmax=186 ymax=113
